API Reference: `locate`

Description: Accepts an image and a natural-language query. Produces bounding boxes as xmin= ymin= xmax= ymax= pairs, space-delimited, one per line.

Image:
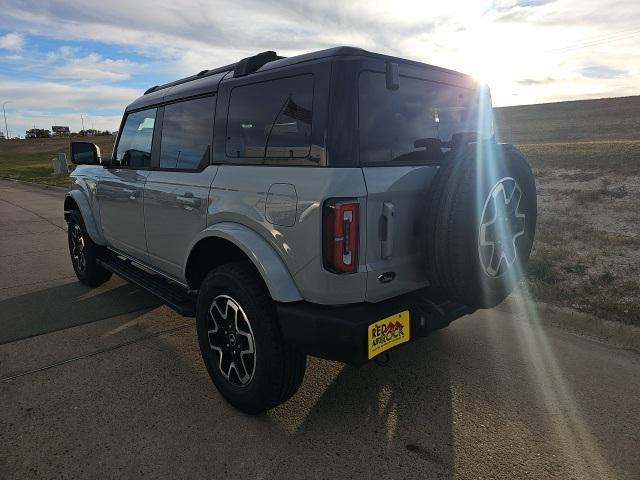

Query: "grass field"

xmin=0 ymin=136 xmax=115 ymax=187
xmin=515 ymin=141 xmax=640 ymax=324
xmin=1 ymin=96 xmax=639 ymax=324
xmin=495 ymin=95 xmax=640 ymax=325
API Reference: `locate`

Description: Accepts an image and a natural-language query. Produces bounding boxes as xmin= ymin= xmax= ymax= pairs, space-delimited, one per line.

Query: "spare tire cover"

xmin=424 ymin=142 xmax=537 ymax=309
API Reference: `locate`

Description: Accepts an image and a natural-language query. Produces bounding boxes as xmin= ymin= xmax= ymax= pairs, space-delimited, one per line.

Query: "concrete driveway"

xmin=1 ymin=179 xmax=639 ymax=479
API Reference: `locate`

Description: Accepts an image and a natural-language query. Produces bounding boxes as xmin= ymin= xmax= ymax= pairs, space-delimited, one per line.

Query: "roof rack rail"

xmin=142 ymin=50 xmax=284 ymax=95
xmin=142 ymin=61 xmax=237 ymax=95
xmin=144 ymin=50 xmax=285 ymax=95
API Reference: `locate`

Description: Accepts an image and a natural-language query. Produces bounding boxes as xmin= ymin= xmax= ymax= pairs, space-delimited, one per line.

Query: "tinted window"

xmin=160 ymin=96 xmax=215 ymax=170
xmin=114 ymin=108 xmax=156 ymax=168
xmin=226 ymin=75 xmax=313 ymax=162
xmin=359 ymin=72 xmax=493 ymax=165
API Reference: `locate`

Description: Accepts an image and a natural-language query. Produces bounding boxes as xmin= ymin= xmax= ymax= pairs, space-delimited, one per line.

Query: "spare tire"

xmin=424 ymin=142 xmax=537 ymax=309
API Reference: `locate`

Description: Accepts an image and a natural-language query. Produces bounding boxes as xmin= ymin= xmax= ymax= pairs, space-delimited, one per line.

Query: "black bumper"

xmin=277 ymin=290 xmax=475 ymax=366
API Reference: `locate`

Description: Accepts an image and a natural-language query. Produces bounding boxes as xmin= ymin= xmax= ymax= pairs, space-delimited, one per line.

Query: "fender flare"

xmin=188 ymin=222 xmax=303 ymax=303
xmin=65 ymin=190 xmax=106 ymax=245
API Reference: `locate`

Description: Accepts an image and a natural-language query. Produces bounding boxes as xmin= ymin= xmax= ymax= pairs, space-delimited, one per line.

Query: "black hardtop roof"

xmin=126 ymin=46 xmax=473 ymax=111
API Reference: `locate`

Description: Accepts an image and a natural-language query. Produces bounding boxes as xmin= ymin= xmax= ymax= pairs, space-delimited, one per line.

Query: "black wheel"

xmin=67 ymin=210 xmax=112 ymax=287
xmin=424 ymin=143 xmax=537 ymax=308
xmin=196 ymin=261 xmax=306 ymax=414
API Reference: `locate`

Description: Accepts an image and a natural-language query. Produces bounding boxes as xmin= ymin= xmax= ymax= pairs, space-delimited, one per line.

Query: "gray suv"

xmin=65 ymin=47 xmax=537 ymax=413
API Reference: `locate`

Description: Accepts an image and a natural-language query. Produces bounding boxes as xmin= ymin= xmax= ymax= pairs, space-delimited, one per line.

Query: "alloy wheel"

xmin=478 ymin=177 xmax=526 ymax=278
xmin=207 ymin=294 xmax=256 ymax=386
xmin=70 ymin=223 xmax=87 ymax=272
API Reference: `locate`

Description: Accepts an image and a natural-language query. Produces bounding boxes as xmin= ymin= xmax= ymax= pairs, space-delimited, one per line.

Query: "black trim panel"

xmin=277 ymin=289 xmax=474 ymax=366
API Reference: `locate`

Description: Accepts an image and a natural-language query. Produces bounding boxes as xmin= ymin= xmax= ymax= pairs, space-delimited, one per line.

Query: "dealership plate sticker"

xmin=368 ymin=311 xmax=410 ymax=359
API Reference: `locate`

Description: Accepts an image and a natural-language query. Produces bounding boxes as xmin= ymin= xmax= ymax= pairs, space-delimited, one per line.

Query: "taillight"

xmin=323 ymin=199 xmax=359 ymax=274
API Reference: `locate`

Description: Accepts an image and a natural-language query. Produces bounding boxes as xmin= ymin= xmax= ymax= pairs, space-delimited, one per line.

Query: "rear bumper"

xmin=277 ymin=289 xmax=475 ymax=366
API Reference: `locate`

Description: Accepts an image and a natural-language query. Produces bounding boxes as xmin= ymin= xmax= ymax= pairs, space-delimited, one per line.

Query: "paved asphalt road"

xmin=0 ymin=179 xmax=639 ymax=480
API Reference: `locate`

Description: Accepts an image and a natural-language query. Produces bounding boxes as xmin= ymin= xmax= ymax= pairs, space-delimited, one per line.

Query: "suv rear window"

xmin=226 ymin=74 xmax=313 ymax=164
xmin=358 ymin=71 xmax=493 ymax=165
xmin=159 ymin=96 xmax=215 ymax=170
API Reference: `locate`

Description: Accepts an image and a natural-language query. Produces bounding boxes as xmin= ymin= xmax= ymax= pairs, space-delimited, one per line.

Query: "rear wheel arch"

xmin=185 ymin=227 xmax=303 ymax=303
xmin=186 ymin=237 xmax=250 ymax=290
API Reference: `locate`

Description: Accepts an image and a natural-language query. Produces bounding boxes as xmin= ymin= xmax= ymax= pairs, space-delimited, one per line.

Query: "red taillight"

xmin=323 ymin=199 xmax=359 ymax=274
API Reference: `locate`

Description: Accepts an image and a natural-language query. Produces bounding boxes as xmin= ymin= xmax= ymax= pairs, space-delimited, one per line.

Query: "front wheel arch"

xmin=64 ymin=191 xmax=105 ymax=245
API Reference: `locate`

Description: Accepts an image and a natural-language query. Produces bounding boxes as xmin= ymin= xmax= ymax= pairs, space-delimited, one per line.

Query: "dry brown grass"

xmin=519 ymin=140 xmax=640 ymax=174
xmin=495 ymin=95 xmax=640 ymax=144
xmin=516 ymin=142 xmax=640 ymax=325
xmin=494 ymin=97 xmax=640 ymax=324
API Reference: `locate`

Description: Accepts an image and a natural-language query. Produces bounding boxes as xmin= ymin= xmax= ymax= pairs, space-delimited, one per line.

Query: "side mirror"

xmin=71 ymin=141 xmax=101 ymax=165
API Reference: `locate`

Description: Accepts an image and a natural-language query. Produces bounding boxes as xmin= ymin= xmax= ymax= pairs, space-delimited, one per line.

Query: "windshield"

xmin=358 ymin=71 xmax=494 ymax=165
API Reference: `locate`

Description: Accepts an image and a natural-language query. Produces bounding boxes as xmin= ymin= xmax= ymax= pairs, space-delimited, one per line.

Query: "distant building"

xmin=52 ymin=126 xmax=71 ymax=135
xmin=0 ymin=131 xmax=5 ymax=140
xmin=85 ymin=129 xmax=98 ymax=136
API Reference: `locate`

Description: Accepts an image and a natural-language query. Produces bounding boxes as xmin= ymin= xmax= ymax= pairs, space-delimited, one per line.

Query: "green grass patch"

xmin=0 ymin=136 xmax=115 ymax=187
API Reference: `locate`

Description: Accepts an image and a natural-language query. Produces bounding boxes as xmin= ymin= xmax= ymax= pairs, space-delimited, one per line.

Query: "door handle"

xmin=176 ymin=193 xmax=201 ymax=208
xmin=123 ymin=188 xmax=140 ymax=200
xmin=381 ymin=201 xmax=394 ymax=260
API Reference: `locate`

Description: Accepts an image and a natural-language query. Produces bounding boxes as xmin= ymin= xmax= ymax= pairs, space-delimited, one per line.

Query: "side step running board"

xmin=97 ymin=254 xmax=197 ymax=317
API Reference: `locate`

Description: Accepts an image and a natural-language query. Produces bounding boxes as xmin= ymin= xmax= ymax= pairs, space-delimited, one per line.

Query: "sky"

xmin=0 ymin=0 xmax=638 ymax=137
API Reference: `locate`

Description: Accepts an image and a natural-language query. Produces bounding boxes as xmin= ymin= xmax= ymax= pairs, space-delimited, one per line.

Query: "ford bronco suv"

xmin=65 ymin=47 xmax=536 ymax=413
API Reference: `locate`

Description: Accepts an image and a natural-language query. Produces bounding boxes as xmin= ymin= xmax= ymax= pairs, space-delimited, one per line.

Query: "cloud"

xmin=6 ymin=45 xmax=145 ymax=83
xmin=516 ymin=0 xmax=557 ymax=7
xmin=0 ymin=78 xmax=139 ymax=111
xmin=491 ymin=0 xmax=559 ymax=22
xmin=516 ymin=77 xmax=557 ymax=85
xmin=0 ymin=32 xmax=23 ymax=50
xmin=50 ymin=53 xmax=139 ymax=81
xmin=0 ymin=1 xmax=441 ymax=71
xmin=0 ymin=0 xmax=638 ymax=115
xmin=580 ymin=65 xmax=627 ymax=79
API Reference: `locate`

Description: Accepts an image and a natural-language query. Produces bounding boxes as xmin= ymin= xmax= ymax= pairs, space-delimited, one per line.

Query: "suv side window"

xmin=226 ymin=74 xmax=313 ymax=164
xmin=159 ymin=96 xmax=215 ymax=170
xmin=114 ymin=108 xmax=157 ymax=168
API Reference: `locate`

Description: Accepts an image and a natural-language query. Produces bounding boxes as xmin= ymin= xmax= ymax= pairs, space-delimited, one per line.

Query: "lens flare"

xmin=470 ymin=88 xmax=611 ymax=477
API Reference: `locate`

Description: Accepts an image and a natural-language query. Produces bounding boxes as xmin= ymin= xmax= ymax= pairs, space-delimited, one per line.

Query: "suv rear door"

xmin=357 ymin=63 xmax=491 ymax=302
xmin=143 ymin=95 xmax=217 ymax=280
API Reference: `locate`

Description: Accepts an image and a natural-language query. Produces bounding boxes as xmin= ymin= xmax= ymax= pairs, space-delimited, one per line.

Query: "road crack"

xmin=0 ymin=322 xmax=192 ymax=382
xmin=0 ymin=196 xmax=66 ymax=232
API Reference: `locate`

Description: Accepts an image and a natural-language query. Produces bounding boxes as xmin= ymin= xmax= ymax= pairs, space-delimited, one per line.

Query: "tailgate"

xmin=362 ymin=165 xmax=438 ymax=301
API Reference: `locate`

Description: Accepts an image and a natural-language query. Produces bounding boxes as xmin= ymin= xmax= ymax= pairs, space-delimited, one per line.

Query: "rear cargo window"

xmin=358 ymin=71 xmax=493 ymax=165
xmin=226 ymin=74 xmax=313 ymax=164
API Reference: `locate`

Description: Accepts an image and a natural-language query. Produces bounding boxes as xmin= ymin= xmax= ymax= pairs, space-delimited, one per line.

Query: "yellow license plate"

xmin=367 ymin=311 xmax=410 ymax=359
